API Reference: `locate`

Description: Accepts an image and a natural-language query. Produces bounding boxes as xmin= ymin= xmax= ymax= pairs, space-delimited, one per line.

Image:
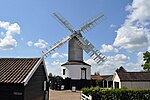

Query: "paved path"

xmin=49 ymin=89 xmax=81 ymax=100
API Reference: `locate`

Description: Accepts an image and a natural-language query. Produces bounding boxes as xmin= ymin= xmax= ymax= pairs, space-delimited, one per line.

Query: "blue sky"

xmin=0 ymin=0 xmax=150 ymax=75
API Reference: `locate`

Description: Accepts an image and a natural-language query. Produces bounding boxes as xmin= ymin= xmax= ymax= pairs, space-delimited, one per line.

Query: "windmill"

xmin=43 ymin=13 xmax=106 ymax=89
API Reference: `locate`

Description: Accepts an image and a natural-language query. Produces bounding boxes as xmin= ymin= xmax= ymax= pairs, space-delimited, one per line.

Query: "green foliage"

xmin=142 ymin=51 xmax=150 ymax=71
xmin=96 ymin=80 xmax=102 ymax=87
xmin=48 ymin=73 xmax=56 ymax=78
xmin=94 ymin=72 xmax=100 ymax=75
xmin=81 ymin=87 xmax=150 ymax=100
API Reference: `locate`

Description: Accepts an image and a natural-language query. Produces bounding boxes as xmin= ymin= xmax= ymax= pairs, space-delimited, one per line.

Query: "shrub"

xmin=81 ymin=87 xmax=150 ymax=100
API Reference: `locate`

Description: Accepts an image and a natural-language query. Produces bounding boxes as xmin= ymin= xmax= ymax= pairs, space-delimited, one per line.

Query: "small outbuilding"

xmin=91 ymin=74 xmax=113 ymax=88
xmin=0 ymin=57 xmax=49 ymax=100
xmin=101 ymin=75 xmax=113 ymax=88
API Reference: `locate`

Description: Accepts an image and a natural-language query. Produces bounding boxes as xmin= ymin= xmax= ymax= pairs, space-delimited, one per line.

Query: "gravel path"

xmin=49 ymin=89 xmax=81 ymax=100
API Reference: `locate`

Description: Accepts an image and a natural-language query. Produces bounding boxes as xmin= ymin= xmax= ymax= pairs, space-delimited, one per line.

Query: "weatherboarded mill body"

xmin=0 ymin=57 xmax=49 ymax=100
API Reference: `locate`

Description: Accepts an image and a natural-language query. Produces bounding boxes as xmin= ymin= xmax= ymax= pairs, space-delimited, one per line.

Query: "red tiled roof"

xmin=101 ymin=75 xmax=112 ymax=80
xmin=91 ymin=75 xmax=103 ymax=80
xmin=0 ymin=58 xmax=41 ymax=84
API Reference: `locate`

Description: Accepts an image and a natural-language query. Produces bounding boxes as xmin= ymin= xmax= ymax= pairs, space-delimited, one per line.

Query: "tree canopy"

xmin=142 ymin=51 xmax=150 ymax=71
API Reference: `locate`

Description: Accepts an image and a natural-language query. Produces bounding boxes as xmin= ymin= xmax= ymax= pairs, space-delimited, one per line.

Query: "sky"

xmin=0 ymin=0 xmax=150 ymax=75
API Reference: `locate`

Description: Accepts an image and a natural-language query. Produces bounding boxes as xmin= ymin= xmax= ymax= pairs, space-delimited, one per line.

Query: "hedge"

xmin=81 ymin=87 xmax=150 ymax=100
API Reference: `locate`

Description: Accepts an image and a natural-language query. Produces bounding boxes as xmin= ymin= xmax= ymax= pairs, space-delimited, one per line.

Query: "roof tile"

xmin=0 ymin=58 xmax=41 ymax=84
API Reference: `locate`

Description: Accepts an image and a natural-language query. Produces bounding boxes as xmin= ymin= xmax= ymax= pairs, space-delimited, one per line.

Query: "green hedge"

xmin=81 ymin=87 xmax=150 ymax=100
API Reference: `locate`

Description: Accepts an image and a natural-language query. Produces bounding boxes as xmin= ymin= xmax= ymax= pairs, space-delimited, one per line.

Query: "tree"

xmin=94 ymin=72 xmax=100 ymax=75
xmin=142 ymin=51 xmax=150 ymax=71
xmin=48 ymin=73 xmax=54 ymax=78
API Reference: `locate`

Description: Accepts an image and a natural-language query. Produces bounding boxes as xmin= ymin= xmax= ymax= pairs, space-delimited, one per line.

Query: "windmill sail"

xmin=43 ymin=12 xmax=106 ymax=65
xmin=53 ymin=13 xmax=74 ymax=33
xmin=43 ymin=35 xmax=73 ymax=56
xmin=79 ymin=14 xmax=104 ymax=33
xmin=76 ymin=35 xmax=105 ymax=64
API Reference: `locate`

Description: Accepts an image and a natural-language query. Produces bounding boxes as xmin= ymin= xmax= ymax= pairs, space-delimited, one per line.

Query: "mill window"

xmin=63 ymin=69 xmax=66 ymax=75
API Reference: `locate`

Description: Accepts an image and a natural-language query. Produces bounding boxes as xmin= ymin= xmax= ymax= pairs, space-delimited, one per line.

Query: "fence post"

xmin=80 ymin=91 xmax=82 ymax=100
xmin=89 ymin=95 xmax=92 ymax=100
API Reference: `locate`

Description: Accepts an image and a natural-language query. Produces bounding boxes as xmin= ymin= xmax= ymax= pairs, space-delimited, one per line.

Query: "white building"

xmin=61 ymin=61 xmax=91 ymax=90
xmin=61 ymin=61 xmax=91 ymax=80
xmin=112 ymin=67 xmax=150 ymax=89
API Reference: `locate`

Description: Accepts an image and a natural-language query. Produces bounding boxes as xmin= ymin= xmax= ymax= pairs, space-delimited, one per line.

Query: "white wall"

xmin=112 ymin=72 xmax=121 ymax=88
xmin=61 ymin=65 xmax=91 ymax=80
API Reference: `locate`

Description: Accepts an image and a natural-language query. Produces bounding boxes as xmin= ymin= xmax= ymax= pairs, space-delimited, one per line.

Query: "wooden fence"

xmin=81 ymin=91 xmax=92 ymax=100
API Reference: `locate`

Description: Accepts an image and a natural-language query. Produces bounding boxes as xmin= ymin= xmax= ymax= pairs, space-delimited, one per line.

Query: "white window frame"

xmin=44 ymin=81 xmax=46 ymax=91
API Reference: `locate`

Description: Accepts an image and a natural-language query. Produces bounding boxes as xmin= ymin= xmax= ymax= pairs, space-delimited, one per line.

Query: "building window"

xmin=13 ymin=92 xmax=23 ymax=96
xmin=44 ymin=81 xmax=46 ymax=91
xmin=108 ymin=81 xmax=113 ymax=88
xmin=63 ymin=69 xmax=66 ymax=75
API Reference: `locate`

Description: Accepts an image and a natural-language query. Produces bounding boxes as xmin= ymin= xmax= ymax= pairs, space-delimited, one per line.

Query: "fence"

xmin=81 ymin=91 xmax=92 ymax=100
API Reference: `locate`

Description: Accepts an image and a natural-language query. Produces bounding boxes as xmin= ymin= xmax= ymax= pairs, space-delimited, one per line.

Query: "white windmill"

xmin=43 ymin=13 xmax=106 ymax=89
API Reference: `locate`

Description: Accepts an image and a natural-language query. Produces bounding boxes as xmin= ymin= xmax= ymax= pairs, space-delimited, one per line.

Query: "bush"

xmin=81 ymin=87 xmax=150 ymax=100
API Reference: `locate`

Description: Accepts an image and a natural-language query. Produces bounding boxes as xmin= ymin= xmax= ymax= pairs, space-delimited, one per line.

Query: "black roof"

xmin=118 ymin=72 xmax=150 ymax=81
xmin=117 ymin=67 xmax=150 ymax=81
xmin=61 ymin=61 xmax=91 ymax=66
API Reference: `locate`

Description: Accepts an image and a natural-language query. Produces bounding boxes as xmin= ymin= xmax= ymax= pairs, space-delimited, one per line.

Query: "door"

xmin=81 ymin=68 xmax=86 ymax=79
xmin=114 ymin=82 xmax=119 ymax=88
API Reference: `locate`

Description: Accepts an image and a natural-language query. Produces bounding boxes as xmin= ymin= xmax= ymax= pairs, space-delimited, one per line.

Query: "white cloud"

xmin=85 ymin=59 xmax=97 ymax=66
xmin=0 ymin=21 xmax=20 ymax=50
xmin=100 ymin=44 xmax=118 ymax=53
xmin=125 ymin=62 xmax=142 ymax=72
xmin=113 ymin=0 xmax=150 ymax=51
xmin=47 ymin=66 xmax=61 ymax=76
xmin=114 ymin=25 xmax=149 ymax=50
xmin=137 ymin=52 xmax=143 ymax=64
xmin=127 ymin=0 xmax=150 ymax=23
xmin=125 ymin=52 xmax=144 ymax=71
xmin=85 ymin=54 xmax=130 ymax=75
xmin=51 ymin=61 xmax=62 ymax=66
xmin=27 ymin=39 xmax=48 ymax=48
xmin=125 ymin=4 xmax=132 ymax=12
xmin=45 ymin=61 xmax=61 ymax=76
xmin=110 ymin=24 xmax=116 ymax=28
xmin=6 ymin=23 xmax=20 ymax=36
xmin=45 ymin=52 xmax=68 ymax=75
xmin=62 ymin=53 xmax=68 ymax=57
xmin=114 ymin=54 xmax=130 ymax=61
xmin=27 ymin=41 xmax=33 ymax=46
xmin=51 ymin=52 xmax=63 ymax=59
xmin=0 ymin=35 xmax=17 ymax=50
xmin=45 ymin=61 xmax=49 ymax=66
xmin=0 ymin=21 xmax=20 ymax=36
xmin=34 ymin=39 xmax=48 ymax=49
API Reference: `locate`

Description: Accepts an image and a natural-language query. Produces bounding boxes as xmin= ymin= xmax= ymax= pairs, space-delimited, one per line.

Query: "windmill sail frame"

xmin=43 ymin=13 xmax=106 ymax=65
